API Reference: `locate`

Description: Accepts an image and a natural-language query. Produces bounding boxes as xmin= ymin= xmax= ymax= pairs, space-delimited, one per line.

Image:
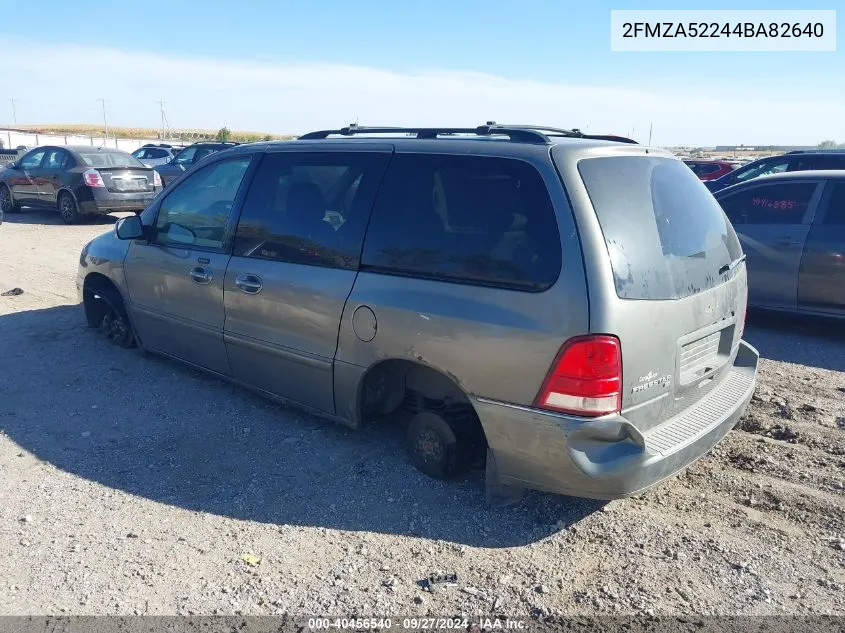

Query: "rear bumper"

xmin=79 ymin=188 xmax=158 ymax=215
xmin=475 ymin=340 xmax=759 ymax=500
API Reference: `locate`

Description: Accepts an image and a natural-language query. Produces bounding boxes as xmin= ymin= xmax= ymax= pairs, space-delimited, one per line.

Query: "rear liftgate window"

xmin=578 ymin=156 xmax=743 ymax=300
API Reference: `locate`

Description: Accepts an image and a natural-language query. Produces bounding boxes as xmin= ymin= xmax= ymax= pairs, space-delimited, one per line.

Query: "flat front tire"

xmin=85 ymin=284 xmax=136 ymax=348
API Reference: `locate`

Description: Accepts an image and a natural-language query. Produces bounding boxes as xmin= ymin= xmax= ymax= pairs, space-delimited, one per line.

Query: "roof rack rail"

xmin=484 ymin=123 xmax=639 ymax=145
xmin=298 ymin=122 xmax=638 ymax=145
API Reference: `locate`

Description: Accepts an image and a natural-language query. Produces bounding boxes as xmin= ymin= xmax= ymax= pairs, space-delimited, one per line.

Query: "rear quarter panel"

xmin=333 ymin=146 xmax=590 ymax=421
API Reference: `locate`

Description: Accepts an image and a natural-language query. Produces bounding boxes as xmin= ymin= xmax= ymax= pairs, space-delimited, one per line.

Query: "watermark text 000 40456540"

xmin=610 ymin=10 xmax=836 ymax=52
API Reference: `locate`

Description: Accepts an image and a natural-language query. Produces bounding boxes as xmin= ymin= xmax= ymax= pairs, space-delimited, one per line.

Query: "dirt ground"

xmin=0 ymin=209 xmax=843 ymax=618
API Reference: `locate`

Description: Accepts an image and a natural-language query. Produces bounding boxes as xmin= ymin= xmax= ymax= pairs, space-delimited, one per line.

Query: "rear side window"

xmin=801 ymin=155 xmax=845 ymax=170
xmin=234 ymin=152 xmax=390 ymax=269
xmin=687 ymin=163 xmax=721 ymax=176
xmin=578 ymin=156 xmax=742 ymax=300
xmin=718 ymin=182 xmax=816 ymax=225
xmin=45 ymin=150 xmax=68 ymax=169
xmin=143 ymin=148 xmax=169 ymax=159
xmin=818 ymin=182 xmax=845 ymax=225
xmin=361 ymin=154 xmax=561 ymax=291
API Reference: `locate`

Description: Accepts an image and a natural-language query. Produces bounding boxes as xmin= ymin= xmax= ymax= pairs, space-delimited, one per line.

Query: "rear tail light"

xmin=153 ymin=171 xmax=162 ymax=188
xmin=534 ymin=335 xmax=622 ymax=417
xmin=83 ymin=169 xmax=104 ymax=188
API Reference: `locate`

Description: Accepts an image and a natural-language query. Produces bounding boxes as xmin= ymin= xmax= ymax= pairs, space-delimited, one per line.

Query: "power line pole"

xmin=98 ymin=98 xmax=109 ymax=146
xmin=156 ymin=100 xmax=167 ymax=140
xmin=648 ymin=121 xmax=653 ymax=146
xmin=10 ymin=98 xmax=17 ymax=125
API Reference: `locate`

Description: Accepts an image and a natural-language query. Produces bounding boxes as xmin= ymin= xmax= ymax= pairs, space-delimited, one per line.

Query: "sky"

xmin=1 ymin=0 xmax=843 ymax=146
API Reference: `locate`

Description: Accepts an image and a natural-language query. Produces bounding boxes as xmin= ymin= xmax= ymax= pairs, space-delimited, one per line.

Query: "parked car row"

xmin=0 ymin=141 xmax=241 ymax=223
xmin=0 ymin=145 xmax=162 ymax=224
xmin=75 ymin=123 xmax=759 ymax=500
xmin=152 ymin=141 xmax=239 ymax=187
xmin=705 ymin=150 xmax=845 ymax=192
xmin=713 ymin=170 xmax=845 ymax=318
xmin=683 ymin=159 xmax=738 ymax=181
xmin=131 ymin=143 xmax=184 ymax=167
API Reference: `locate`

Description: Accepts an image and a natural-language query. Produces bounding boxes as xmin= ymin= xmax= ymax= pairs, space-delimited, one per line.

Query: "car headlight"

xmin=79 ymin=241 xmax=92 ymax=267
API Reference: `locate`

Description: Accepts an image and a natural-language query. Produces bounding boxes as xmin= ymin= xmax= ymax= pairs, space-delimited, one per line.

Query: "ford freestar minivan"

xmin=77 ymin=123 xmax=759 ymax=501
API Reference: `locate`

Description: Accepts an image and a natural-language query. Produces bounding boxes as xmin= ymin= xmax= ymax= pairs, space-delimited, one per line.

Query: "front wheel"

xmin=58 ymin=191 xmax=83 ymax=225
xmin=84 ymin=284 xmax=136 ymax=348
xmin=0 ymin=185 xmax=20 ymax=214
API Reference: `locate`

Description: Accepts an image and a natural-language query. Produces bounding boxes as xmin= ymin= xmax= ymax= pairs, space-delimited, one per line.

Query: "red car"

xmin=683 ymin=160 xmax=736 ymax=181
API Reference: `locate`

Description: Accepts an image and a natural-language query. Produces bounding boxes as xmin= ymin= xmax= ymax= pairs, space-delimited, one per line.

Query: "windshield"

xmin=79 ymin=151 xmax=146 ymax=168
xmin=577 ymin=155 xmax=743 ymax=300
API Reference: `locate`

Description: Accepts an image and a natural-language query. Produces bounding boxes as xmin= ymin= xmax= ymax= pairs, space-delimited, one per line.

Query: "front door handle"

xmin=190 ymin=266 xmax=213 ymax=284
xmin=235 ymin=273 xmax=263 ymax=295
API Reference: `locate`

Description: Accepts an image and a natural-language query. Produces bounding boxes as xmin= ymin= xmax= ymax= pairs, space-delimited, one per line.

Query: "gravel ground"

xmin=0 ymin=209 xmax=843 ymax=617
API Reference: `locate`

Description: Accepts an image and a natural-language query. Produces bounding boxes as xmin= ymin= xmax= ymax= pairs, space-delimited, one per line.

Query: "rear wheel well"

xmin=56 ymin=188 xmax=75 ymax=205
xmin=358 ymin=359 xmax=488 ymax=469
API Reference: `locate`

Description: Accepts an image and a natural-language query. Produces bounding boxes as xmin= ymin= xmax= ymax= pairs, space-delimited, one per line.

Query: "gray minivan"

xmin=77 ymin=124 xmax=759 ymax=501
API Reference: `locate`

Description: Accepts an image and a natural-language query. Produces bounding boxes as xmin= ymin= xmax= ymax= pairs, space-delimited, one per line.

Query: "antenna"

xmin=648 ymin=121 xmax=653 ymax=146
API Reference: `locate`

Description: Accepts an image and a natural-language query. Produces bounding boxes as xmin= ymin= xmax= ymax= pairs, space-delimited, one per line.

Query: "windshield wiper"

xmin=719 ymin=254 xmax=747 ymax=276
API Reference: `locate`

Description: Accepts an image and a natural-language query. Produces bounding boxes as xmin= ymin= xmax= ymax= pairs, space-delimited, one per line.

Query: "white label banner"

xmin=611 ymin=10 xmax=836 ymax=52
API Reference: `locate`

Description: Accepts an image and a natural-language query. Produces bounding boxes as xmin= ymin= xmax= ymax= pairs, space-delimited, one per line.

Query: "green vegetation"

xmin=216 ymin=126 xmax=232 ymax=142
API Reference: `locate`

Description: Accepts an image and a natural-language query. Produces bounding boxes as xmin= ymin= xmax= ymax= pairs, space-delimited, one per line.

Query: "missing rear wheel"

xmin=406 ymin=411 xmax=461 ymax=480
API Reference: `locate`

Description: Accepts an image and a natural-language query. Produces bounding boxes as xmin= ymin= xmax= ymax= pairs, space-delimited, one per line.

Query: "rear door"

xmin=123 ymin=154 xmax=254 ymax=374
xmin=718 ymin=180 xmax=822 ymax=309
xmin=39 ymin=148 xmax=71 ymax=206
xmin=224 ymin=148 xmax=391 ymax=413
xmin=798 ymin=180 xmax=845 ymax=315
xmin=570 ymin=153 xmax=747 ymax=433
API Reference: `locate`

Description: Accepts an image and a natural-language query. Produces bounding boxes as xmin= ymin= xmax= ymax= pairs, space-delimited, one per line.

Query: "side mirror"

xmin=115 ymin=215 xmax=144 ymax=240
xmin=6 ymin=161 xmax=16 ymax=170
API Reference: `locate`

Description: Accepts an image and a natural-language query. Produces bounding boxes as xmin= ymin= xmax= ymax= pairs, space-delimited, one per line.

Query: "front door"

xmin=719 ymin=179 xmax=823 ymax=309
xmin=9 ymin=148 xmax=47 ymax=206
xmin=123 ymin=154 xmax=254 ymax=374
xmin=223 ymin=148 xmax=391 ymax=413
xmin=798 ymin=180 xmax=845 ymax=315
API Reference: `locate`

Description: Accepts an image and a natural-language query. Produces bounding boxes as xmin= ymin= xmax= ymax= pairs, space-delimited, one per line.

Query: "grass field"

xmin=15 ymin=124 xmax=294 ymax=143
